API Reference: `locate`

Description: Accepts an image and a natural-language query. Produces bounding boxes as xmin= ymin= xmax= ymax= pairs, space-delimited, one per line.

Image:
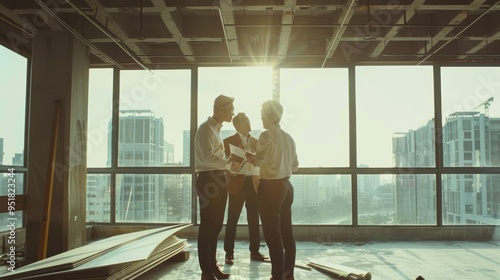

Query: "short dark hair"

xmin=261 ymin=100 xmax=283 ymax=122
xmin=213 ymin=95 xmax=234 ymax=113
xmin=232 ymin=113 xmax=249 ymax=126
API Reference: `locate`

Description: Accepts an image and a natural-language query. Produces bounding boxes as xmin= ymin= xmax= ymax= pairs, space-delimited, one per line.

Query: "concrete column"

xmin=26 ymin=27 xmax=89 ymax=261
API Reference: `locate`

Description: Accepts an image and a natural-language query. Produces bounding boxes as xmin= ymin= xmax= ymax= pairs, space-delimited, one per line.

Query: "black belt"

xmin=260 ymin=177 xmax=290 ymax=182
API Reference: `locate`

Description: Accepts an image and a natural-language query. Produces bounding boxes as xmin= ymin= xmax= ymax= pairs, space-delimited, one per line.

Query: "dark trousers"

xmin=259 ymin=178 xmax=296 ymax=280
xmin=196 ymin=171 xmax=228 ymax=274
xmin=224 ymin=177 xmax=260 ymax=255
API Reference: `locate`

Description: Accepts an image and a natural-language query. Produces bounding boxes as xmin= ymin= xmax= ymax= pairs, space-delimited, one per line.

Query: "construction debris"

xmin=308 ymin=260 xmax=372 ymax=280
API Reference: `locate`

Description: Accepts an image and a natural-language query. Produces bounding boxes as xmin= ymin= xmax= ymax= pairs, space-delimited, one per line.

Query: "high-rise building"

xmin=12 ymin=152 xmax=23 ymax=165
xmin=86 ymin=174 xmax=111 ymax=222
xmin=392 ymin=119 xmax=436 ymax=225
xmin=87 ymin=110 xmax=191 ymax=223
xmin=115 ymin=110 xmax=165 ymax=222
xmin=393 ymin=112 xmax=500 ymax=225
xmin=442 ymin=112 xmax=500 ymax=224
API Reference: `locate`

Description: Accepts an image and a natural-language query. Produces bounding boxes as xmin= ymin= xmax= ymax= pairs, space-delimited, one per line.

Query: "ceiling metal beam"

xmin=322 ymin=0 xmax=356 ymax=67
xmin=67 ymin=0 xmax=150 ymax=71
xmin=87 ymin=34 xmax=500 ymax=44
xmin=84 ymin=0 xmax=153 ymax=66
xmin=34 ymin=0 xmax=123 ymax=69
xmin=417 ymin=0 xmax=500 ymax=65
xmin=218 ymin=0 xmax=240 ymax=62
xmin=369 ymin=0 xmax=426 ymax=59
xmin=277 ymin=0 xmax=296 ymax=64
xmin=417 ymin=0 xmax=487 ymax=57
xmin=151 ymin=0 xmax=196 ymax=63
xmin=458 ymin=27 xmax=500 ymax=59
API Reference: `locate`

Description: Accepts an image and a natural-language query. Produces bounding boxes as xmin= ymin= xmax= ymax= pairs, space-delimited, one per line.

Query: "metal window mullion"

xmin=434 ymin=65 xmax=443 ymax=226
xmin=349 ymin=66 xmax=358 ymax=226
xmin=110 ymin=67 xmax=120 ymax=224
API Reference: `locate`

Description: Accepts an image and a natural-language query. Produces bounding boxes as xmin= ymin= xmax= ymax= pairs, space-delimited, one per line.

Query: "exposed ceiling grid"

xmin=219 ymin=0 xmax=240 ymax=62
xmin=277 ymin=0 xmax=296 ymax=61
xmin=152 ymin=0 xmax=196 ymax=63
xmin=369 ymin=0 xmax=427 ymax=58
xmin=0 ymin=0 xmax=499 ymax=67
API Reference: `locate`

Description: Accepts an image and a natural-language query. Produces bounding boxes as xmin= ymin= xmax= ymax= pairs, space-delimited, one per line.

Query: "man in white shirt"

xmin=194 ymin=95 xmax=234 ymax=280
xmin=248 ymin=100 xmax=299 ymax=280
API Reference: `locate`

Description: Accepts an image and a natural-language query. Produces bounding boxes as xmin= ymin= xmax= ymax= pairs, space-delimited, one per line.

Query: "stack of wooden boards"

xmin=0 ymin=224 xmax=191 ymax=280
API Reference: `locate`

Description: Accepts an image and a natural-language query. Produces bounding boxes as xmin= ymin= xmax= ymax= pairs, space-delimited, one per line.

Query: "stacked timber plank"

xmin=0 ymin=224 xmax=191 ymax=280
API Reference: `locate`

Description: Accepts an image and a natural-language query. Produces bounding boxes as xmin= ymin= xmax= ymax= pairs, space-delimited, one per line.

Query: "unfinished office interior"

xmin=0 ymin=0 xmax=499 ymax=279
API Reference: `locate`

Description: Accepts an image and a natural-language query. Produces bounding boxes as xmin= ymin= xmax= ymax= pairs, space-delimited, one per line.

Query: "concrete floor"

xmin=138 ymin=239 xmax=500 ymax=280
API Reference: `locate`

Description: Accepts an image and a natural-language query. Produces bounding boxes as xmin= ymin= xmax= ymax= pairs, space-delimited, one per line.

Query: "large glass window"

xmin=359 ymin=174 xmax=436 ymax=225
xmin=82 ymin=65 xmax=500 ymax=227
xmin=87 ymin=68 xmax=113 ymax=167
xmin=119 ymin=70 xmax=191 ymax=166
xmin=0 ymin=45 xmax=27 ymax=167
xmin=86 ymin=174 xmax=111 ymax=222
xmin=0 ymin=172 xmax=24 ymax=229
xmin=280 ymin=68 xmax=349 ymax=167
xmin=441 ymin=67 xmax=500 ymax=167
xmin=292 ymin=175 xmax=352 ymax=225
xmin=0 ymin=45 xmax=27 ymax=230
xmin=115 ymin=174 xmax=191 ymax=223
xmin=356 ymin=66 xmax=435 ymax=167
xmin=442 ymin=174 xmax=500 ymax=225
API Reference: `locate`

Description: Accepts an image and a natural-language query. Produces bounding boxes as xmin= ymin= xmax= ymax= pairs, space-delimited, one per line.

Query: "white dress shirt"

xmin=254 ymin=124 xmax=298 ymax=180
xmin=194 ymin=117 xmax=228 ymax=172
xmin=236 ymin=132 xmax=257 ymax=176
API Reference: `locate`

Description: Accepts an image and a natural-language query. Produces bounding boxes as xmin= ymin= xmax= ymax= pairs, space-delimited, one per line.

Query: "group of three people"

xmin=194 ymin=95 xmax=299 ymax=280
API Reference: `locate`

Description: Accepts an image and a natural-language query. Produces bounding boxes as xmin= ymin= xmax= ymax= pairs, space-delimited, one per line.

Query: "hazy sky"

xmin=1 ymin=44 xmax=500 ymax=169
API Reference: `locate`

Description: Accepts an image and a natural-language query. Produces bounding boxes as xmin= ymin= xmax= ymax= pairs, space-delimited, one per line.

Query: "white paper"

xmin=228 ymin=144 xmax=259 ymax=176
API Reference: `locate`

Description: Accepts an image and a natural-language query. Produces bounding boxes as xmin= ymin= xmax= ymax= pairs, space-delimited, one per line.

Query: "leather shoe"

xmin=201 ymin=272 xmax=217 ymax=280
xmin=250 ymin=252 xmax=268 ymax=261
xmin=225 ymin=254 xmax=234 ymax=265
xmin=213 ymin=266 xmax=230 ymax=279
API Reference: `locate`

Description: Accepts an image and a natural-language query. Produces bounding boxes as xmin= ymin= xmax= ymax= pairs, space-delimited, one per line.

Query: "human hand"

xmin=245 ymin=152 xmax=255 ymax=163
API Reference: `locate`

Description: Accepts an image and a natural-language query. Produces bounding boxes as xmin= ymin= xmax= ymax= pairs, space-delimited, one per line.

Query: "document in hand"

xmin=228 ymin=144 xmax=259 ymax=176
